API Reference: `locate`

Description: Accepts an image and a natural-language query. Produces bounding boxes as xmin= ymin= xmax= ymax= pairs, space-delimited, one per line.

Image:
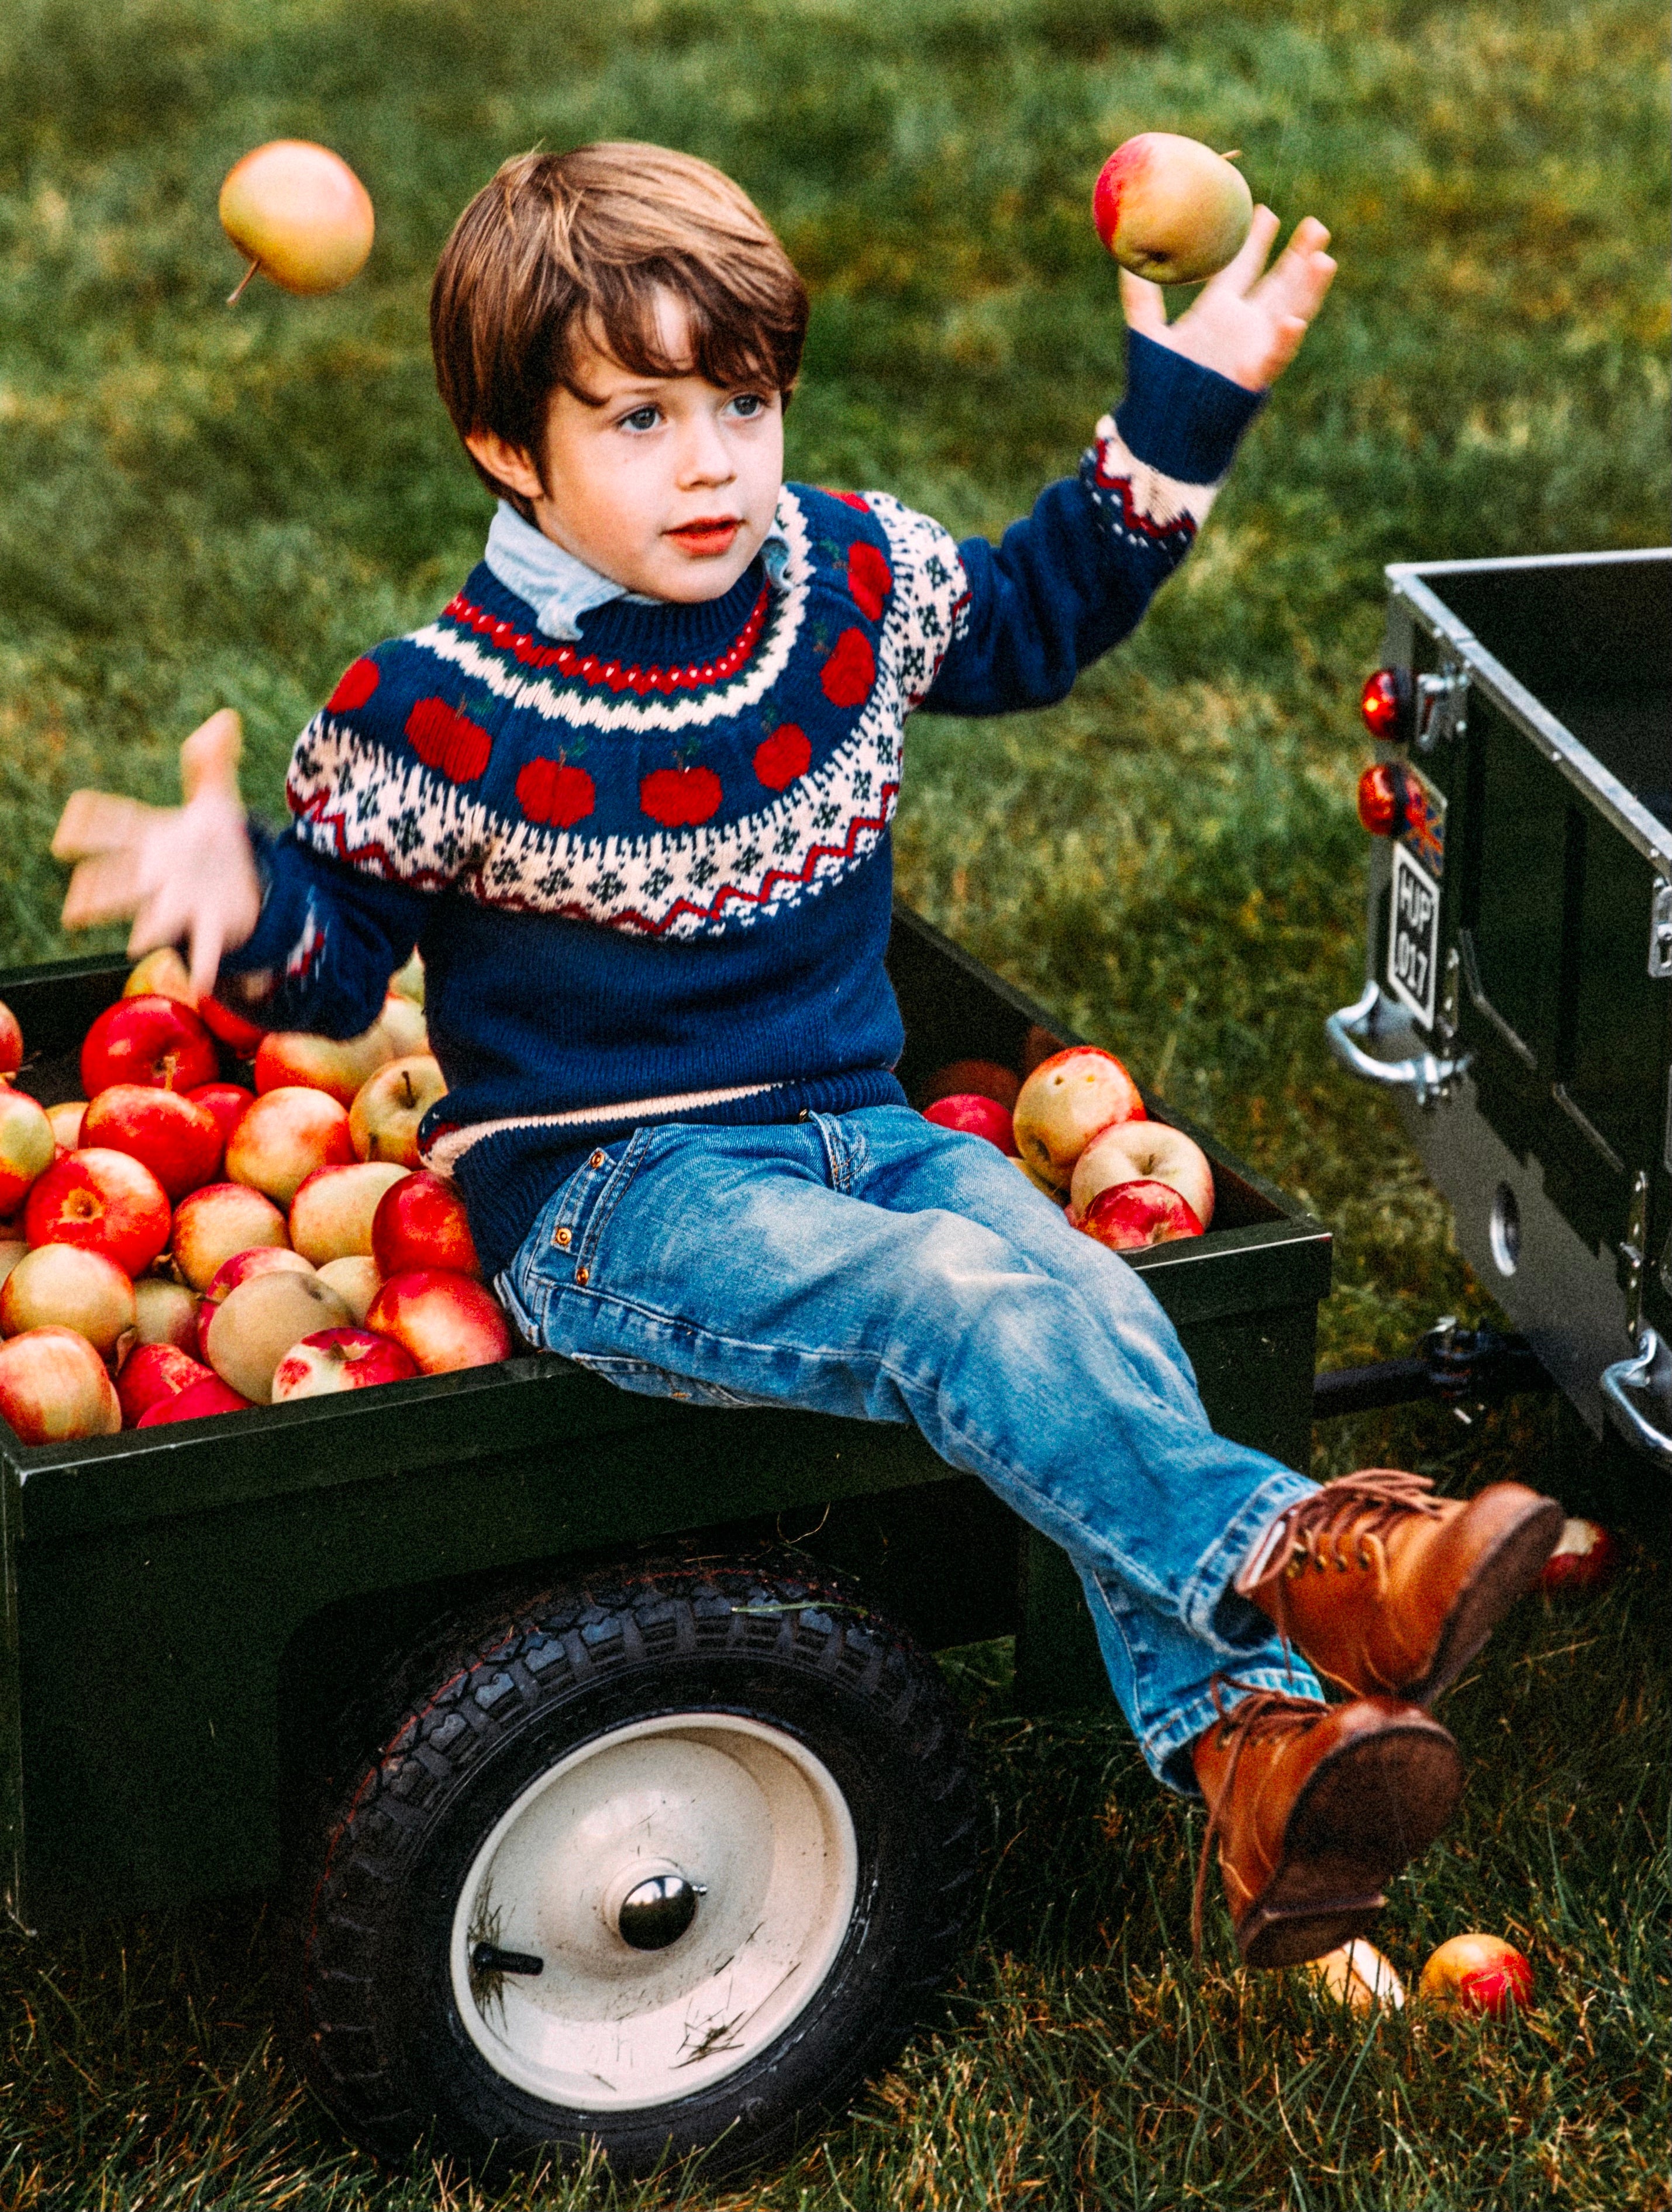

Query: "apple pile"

xmin=921 ymin=1044 xmax=1215 ymax=1252
xmin=0 ymin=948 xmax=515 ymax=1447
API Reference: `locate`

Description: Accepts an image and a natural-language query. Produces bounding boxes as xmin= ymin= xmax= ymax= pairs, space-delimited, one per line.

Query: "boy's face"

xmin=466 ymin=294 xmax=785 ymax=605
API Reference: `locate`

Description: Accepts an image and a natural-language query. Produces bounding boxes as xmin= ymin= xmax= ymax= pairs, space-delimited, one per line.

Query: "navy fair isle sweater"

xmin=220 ymin=334 xmax=1263 ymax=1282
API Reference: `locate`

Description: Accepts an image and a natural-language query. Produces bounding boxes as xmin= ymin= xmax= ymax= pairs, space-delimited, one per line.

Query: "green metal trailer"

xmin=0 ymin=907 xmax=1329 ymax=2178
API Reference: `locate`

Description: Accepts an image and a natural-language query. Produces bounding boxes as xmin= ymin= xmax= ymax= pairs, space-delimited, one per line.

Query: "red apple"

xmin=81 ymin=1084 xmax=223 ymax=1202
xmin=198 ymin=993 xmax=266 ymax=1055
xmin=47 ymin=1100 xmax=86 ymax=1153
xmin=371 ymin=1170 xmax=480 ymax=1279
xmin=289 ymin=1161 xmax=408 ymax=1264
xmin=132 ymin=1275 xmax=201 ymax=1351
xmin=349 ymin=1054 xmax=445 ymax=1168
xmin=0 ymin=1243 xmax=135 ymax=1357
xmin=1538 ymin=1517 xmax=1620 ymax=1596
xmin=316 ymin=1254 xmax=381 ymax=1323
xmin=254 ymin=1013 xmax=401 ymax=1108
xmin=170 ymin=1182 xmax=290 ymax=1291
xmin=206 ymin=1268 xmax=352 ymax=1402
xmin=271 ymin=1326 xmax=419 ymax=1401
xmin=81 ymin=995 xmax=218 ymax=1096
xmin=117 ymin=1341 xmax=214 ymax=1427
xmin=0 ymin=1326 xmax=122 ymax=1444
xmin=136 ymin=1374 xmax=256 ymax=1426
xmin=923 ymin=1093 xmax=1015 ymax=1152
xmin=25 ymin=1147 xmax=171 ymax=1276
xmin=219 ymin=140 xmax=375 ymax=299
xmin=1419 ymin=1934 xmax=1533 ymax=2018
xmin=1077 ymin=1179 xmax=1205 ymax=1252
xmin=124 ymin=947 xmax=194 ymax=1005
xmin=0 ymin=1088 xmax=57 ymax=1212
xmin=0 ymin=997 xmax=23 ymax=1078
xmin=188 ymin=1082 xmax=255 ymax=1149
xmin=366 ymin=1268 xmax=512 ymax=1374
xmin=1068 ymin=1117 xmax=1215 ymax=1229
xmin=1092 ymin=132 xmax=1253 ymax=285
xmin=196 ymin=1246 xmax=317 ymax=1359
xmin=1011 ymin=1047 xmax=1146 ymax=1189
xmin=922 ymin=1058 xmax=1019 ymax=1112
xmin=226 ymin=1087 xmax=354 ymax=1207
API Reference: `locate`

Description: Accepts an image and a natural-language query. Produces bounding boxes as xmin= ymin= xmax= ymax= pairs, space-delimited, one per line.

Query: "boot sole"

xmin=1237 ymin=1720 xmax=1464 ymax=1969
xmin=1409 ymin=1495 xmax=1565 ymax=1707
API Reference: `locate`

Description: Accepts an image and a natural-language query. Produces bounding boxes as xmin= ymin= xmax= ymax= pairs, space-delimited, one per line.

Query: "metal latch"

xmin=1650 ymin=876 xmax=1671 ymax=980
xmin=1414 ymin=664 xmax=1467 ymax=751
xmin=1621 ymin=1168 xmax=1649 ymax=1344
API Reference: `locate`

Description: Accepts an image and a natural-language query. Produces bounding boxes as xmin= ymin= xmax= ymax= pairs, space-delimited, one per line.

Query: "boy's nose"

xmin=676 ymin=414 xmax=736 ymax=486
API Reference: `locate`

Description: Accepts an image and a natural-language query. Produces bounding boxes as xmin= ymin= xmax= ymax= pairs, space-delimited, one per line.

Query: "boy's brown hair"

xmin=432 ymin=143 xmax=809 ymax=516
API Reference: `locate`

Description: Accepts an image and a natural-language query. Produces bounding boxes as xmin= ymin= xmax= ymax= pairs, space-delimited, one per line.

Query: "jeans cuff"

xmin=1143 ymin=1661 xmax=1325 ymax=1797
xmin=1178 ymin=1465 xmax=1318 ymax=1653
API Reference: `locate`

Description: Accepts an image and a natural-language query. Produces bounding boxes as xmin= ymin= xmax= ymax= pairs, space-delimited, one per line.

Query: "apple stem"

xmin=1221 ymin=149 xmax=1244 ymax=161
xmin=226 ymin=255 xmax=261 ymax=306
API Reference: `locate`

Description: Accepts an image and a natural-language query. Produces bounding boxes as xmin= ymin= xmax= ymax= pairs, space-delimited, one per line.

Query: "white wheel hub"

xmin=448 ymin=1713 xmax=859 ymax=2111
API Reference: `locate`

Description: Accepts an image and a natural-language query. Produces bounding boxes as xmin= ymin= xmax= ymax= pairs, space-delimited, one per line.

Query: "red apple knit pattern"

xmin=222 ymin=334 xmax=1263 ymax=1279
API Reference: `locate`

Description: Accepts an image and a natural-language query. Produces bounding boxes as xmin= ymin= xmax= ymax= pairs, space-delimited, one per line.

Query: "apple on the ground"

xmin=1068 ymin=1117 xmax=1215 ymax=1228
xmin=923 ymin=1093 xmax=1015 ymax=1153
xmin=219 ymin=139 xmax=375 ymax=298
xmin=289 ymin=1161 xmax=408 ymax=1264
xmin=0 ymin=1325 xmax=122 ymax=1443
xmin=25 ymin=1147 xmax=172 ymax=1276
xmin=82 ymin=1084 xmax=223 ymax=1202
xmin=349 ymin=1054 xmax=445 ymax=1167
xmin=1538 ymin=1517 xmax=1619 ymax=1595
xmin=136 ymin=1374 xmax=256 ymax=1426
xmin=132 ymin=1275 xmax=202 ymax=1351
xmin=226 ymin=1087 xmax=354 ymax=1207
xmin=1304 ymin=1940 xmax=1405 ymax=2012
xmin=1418 ymin=1934 xmax=1533 ymax=2017
xmin=0 ymin=1088 xmax=57 ymax=1212
xmin=117 ymin=1341 xmax=215 ymax=1427
xmin=81 ymin=994 xmax=218 ymax=1096
xmin=1011 ymin=1047 xmax=1145 ymax=1189
xmin=371 ymin=1170 xmax=480 ymax=1279
xmin=366 ymin=1268 xmax=513 ymax=1374
xmin=316 ymin=1254 xmax=382 ymax=1323
xmin=1077 ymin=1178 xmax=1205 ymax=1251
xmin=206 ymin=1269 xmax=352 ymax=1403
xmin=1 ymin=1242 xmax=136 ymax=1358
xmin=1092 ymin=132 xmax=1253 ymax=285
xmin=271 ymin=1326 xmax=419 ymax=1402
xmin=171 ymin=1181 xmax=291 ymax=1290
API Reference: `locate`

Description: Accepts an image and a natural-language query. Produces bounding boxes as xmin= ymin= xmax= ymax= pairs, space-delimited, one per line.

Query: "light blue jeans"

xmin=498 ymin=1106 xmax=1322 ymax=1794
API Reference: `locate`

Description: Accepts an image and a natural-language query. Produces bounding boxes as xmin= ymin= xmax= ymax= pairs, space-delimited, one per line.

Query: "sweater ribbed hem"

xmin=1115 ymin=330 xmax=1265 ymax=487
xmin=453 ymin=1067 xmax=909 ymax=1282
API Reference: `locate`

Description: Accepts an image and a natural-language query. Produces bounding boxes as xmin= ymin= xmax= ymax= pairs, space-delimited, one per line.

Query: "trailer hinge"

xmin=1621 ymin=1168 xmax=1650 ymax=1344
xmin=1414 ymin=663 xmax=1467 ymax=752
xmin=1650 ymin=876 xmax=1672 ymax=980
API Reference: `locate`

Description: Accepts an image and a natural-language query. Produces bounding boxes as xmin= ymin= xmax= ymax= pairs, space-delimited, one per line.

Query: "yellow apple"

xmin=219 ymin=140 xmax=374 ymax=301
xmin=1092 ymin=133 xmax=1252 ymax=285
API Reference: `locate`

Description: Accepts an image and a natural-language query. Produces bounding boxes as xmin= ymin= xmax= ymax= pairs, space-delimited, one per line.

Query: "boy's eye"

xmin=728 ymin=393 xmax=767 ymax=419
xmin=619 ymin=405 xmax=662 ymax=432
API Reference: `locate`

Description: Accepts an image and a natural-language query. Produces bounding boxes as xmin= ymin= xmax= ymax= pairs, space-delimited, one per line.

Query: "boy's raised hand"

xmin=53 ymin=708 xmax=264 ymax=1001
xmin=1120 ymin=209 xmax=1335 ymax=393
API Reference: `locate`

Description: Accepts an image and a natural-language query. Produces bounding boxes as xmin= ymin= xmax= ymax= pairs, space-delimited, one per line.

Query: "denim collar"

xmin=483 ymin=499 xmax=791 ymax=643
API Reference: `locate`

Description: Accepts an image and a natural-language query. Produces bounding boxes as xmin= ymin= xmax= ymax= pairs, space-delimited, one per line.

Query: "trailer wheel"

xmin=284 ymin=1562 xmax=978 ymax=2179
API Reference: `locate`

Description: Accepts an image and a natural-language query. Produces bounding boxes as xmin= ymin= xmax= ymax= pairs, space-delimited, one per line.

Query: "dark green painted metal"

xmin=0 ymin=910 xmax=1330 ymax=1920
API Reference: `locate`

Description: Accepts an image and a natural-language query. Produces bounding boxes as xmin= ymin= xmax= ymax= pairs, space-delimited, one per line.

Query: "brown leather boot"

xmin=1235 ymin=1471 xmax=1563 ymax=1705
xmin=1191 ymin=1683 xmax=1463 ymax=1968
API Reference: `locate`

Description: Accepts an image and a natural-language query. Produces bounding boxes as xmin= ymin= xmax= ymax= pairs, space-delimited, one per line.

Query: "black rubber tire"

xmin=281 ymin=1558 xmax=978 ymax=2180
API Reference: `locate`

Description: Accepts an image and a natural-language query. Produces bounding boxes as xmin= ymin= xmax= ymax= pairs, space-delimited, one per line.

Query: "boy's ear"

xmin=463 ymin=427 xmax=547 ymax=503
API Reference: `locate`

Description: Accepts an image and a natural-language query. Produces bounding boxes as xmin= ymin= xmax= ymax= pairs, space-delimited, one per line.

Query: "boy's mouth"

xmin=666 ymin=517 xmax=742 ymax=557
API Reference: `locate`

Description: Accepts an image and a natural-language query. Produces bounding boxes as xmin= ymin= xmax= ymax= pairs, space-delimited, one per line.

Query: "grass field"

xmin=0 ymin=0 xmax=1667 ymax=2204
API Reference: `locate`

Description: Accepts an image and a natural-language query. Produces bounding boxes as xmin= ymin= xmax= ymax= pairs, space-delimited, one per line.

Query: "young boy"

xmin=57 ymin=143 xmax=1560 ymax=1965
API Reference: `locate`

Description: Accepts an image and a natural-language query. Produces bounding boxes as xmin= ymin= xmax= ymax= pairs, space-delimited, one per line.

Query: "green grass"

xmin=0 ymin=0 xmax=1667 ymax=2203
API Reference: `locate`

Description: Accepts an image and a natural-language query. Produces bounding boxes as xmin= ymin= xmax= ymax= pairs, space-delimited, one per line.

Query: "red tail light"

xmin=1357 ymin=762 xmax=1405 ymax=836
xmin=1360 ymin=668 xmax=1410 ymax=742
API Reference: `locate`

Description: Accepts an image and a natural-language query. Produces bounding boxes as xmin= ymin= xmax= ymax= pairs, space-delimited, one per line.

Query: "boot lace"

xmin=1234 ymin=1470 xmax=1444 ymax=1683
xmin=1191 ymin=1676 xmax=1330 ymax=1956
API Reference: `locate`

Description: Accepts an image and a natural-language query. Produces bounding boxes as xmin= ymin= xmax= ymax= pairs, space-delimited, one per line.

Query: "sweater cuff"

xmin=1113 ymin=329 xmax=1265 ymax=485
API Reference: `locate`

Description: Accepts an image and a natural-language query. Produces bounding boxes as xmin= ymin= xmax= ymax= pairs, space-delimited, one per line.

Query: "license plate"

xmin=1387 ymin=843 xmax=1441 ymax=1027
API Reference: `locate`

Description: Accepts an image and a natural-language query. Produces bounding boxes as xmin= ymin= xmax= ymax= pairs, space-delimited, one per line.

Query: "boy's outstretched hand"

xmin=1120 ymin=209 xmax=1335 ymax=392
xmin=53 ymin=708 xmax=264 ymax=1001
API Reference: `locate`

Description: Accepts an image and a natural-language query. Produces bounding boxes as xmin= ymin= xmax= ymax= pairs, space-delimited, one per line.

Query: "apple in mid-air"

xmin=1092 ymin=132 xmax=1253 ymax=285
xmin=219 ymin=140 xmax=375 ymax=301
